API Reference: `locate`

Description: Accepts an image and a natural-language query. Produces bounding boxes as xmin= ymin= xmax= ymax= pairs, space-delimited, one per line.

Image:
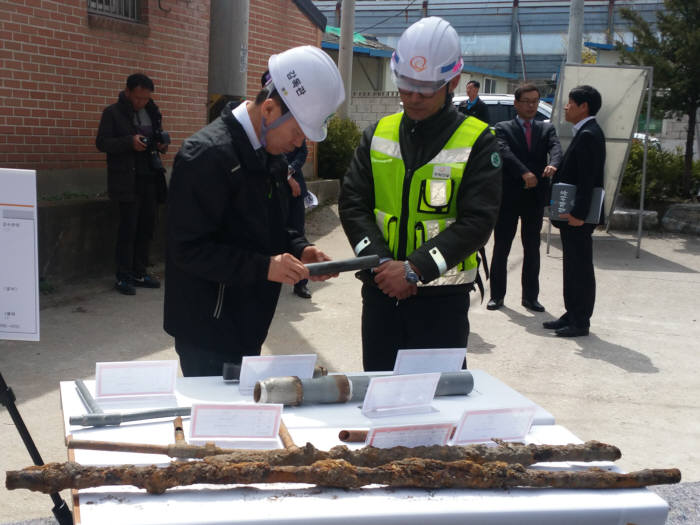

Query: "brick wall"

xmin=247 ymin=0 xmax=323 ymax=173
xmin=0 ymin=0 xmax=211 ymax=193
xmin=0 ymin=0 xmax=326 ymax=194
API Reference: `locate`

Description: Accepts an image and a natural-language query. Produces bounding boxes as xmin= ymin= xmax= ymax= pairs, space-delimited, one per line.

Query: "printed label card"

xmin=393 ymin=347 xmax=466 ymax=375
xmin=94 ymin=360 xmax=178 ymax=409
xmin=366 ymin=422 xmax=454 ymax=448
xmin=189 ymin=403 xmax=283 ymax=449
xmin=238 ymin=354 xmax=317 ymax=395
xmin=451 ymin=406 xmax=536 ymax=445
xmin=362 ymin=372 xmax=440 ymax=418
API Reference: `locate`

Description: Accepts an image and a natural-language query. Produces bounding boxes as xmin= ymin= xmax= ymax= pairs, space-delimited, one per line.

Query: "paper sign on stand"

xmin=362 ymin=372 xmax=440 ymax=418
xmin=189 ymin=403 xmax=283 ymax=449
xmin=366 ymin=422 xmax=454 ymax=448
xmin=95 ymin=360 xmax=178 ymax=409
xmin=393 ymin=348 xmax=466 ymax=375
xmin=238 ymin=354 xmax=317 ymax=395
xmin=452 ymin=406 xmax=536 ymax=444
xmin=0 ymin=168 xmax=39 ymax=342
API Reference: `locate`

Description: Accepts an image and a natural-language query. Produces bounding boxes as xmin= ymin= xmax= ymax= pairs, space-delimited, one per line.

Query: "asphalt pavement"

xmin=1 ymin=204 xmax=699 ymax=524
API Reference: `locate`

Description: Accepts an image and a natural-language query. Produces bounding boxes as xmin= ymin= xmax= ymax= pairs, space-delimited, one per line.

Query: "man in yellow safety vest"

xmin=339 ymin=17 xmax=502 ymax=371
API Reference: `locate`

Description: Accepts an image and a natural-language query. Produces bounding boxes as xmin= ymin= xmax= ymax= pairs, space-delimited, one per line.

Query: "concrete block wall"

xmin=659 ymin=111 xmax=700 ymax=160
xmin=348 ymin=91 xmax=401 ymax=132
xmin=0 ymin=0 xmax=211 ymax=190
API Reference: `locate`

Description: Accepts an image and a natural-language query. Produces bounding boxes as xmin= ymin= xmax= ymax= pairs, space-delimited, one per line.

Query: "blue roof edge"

xmin=584 ymin=41 xmax=633 ymax=52
xmin=321 ymin=41 xmax=394 ymax=58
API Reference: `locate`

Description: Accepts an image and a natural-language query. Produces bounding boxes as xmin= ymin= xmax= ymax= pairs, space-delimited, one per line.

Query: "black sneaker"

xmin=132 ymin=274 xmax=161 ymax=288
xmin=115 ymin=279 xmax=136 ymax=295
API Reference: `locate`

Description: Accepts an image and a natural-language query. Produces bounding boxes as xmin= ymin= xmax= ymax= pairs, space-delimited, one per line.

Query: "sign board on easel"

xmin=0 ymin=168 xmax=39 ymax=341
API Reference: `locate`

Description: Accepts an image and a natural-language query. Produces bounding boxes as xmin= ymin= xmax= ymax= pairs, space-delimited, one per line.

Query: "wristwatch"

xmin=404 ymin=260 xmax=420 ymax=284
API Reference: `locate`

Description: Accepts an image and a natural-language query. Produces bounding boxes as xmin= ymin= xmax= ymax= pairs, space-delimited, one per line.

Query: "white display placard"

xmin=362 ymin=372 xmax=440 ymax=418
xmin=452 ymin=406 xmax=536 ymax=444
xmin=366 ymin=422 xmax=454 ymax=448
xmin=95 ymin=360 xmax=178 ymax=398
xmin=393 ymin=348 xmax=466 ymax=375
xmin=0 ymin=168 xmax=39 ymax=341
xmin=189 ymin=403 xmax=282 ymax=448
xmin=238 ymin=354 xmax=317 ymax=395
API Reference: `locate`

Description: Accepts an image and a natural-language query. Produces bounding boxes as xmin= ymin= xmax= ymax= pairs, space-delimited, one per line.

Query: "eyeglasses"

xmin=517 ymin=98 xmax=539 ymax=106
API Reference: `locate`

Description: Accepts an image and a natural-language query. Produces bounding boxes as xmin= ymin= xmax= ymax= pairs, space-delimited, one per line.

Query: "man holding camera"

xmin=97 ymin=73 xmax=169 ymax=295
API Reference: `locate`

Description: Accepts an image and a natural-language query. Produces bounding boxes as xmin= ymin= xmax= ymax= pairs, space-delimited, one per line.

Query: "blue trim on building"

xmin=321 ymin=41 xmax=394 ymax=58
xmin=584 ymin=41 xmax=633 ymax=52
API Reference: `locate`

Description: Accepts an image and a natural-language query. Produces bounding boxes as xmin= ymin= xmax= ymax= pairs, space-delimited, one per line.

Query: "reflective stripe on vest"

xmin=370 ymin=112 xmax=487 ymax=286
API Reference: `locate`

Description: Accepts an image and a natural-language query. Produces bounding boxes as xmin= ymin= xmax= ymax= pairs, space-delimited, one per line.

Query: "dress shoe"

xmin=521 ymin=298 xmax=545 ymax=312
xmin=486 ymin=298 xmax=504 ymax=310
xmin=542 ymin=318 xmax=569 ymax=330
xmin=555 ymin=325 xmax=589 ymax=337
xmin=293 ymin=284 xmax=312 ymax=299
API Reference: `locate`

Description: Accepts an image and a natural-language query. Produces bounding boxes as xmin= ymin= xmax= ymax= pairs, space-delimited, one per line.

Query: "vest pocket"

xmin=417 ymin=178 xmax=453 ymax=214
xmin=374 ymin=209 xmax=397 ymax=253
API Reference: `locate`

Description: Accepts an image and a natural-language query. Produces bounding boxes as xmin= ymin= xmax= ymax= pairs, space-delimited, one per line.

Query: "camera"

xmin=139 ymin=136 xmax=152 ymax=147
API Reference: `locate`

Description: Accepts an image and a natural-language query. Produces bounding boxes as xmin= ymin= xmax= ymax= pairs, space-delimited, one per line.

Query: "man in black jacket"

xmin=457 ymin=80 xmax=490 ymax=123
xmin=284 ymin=139 xmax=312 ymax=299
xmin=339 ymin=18 xmax=501 ymax=371
xmin=164 ymin=46 xmax=345 ymax=377
xmin=488 ymin=83 xmax=562 ymax=312
xmin=544 ymin=85 xmax=606 ymax=337
xmin=96 ymin=73 xmax=168 ymax=295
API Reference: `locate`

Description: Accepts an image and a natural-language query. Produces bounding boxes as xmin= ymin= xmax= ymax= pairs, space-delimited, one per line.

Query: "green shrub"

xmin=620 ymin=141 xmax=700 ymax=203
xmin=317 ymin=116 xmax=361 ymax=180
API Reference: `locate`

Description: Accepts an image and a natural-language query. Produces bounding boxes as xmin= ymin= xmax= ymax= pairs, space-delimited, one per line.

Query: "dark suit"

xmin=551 ymin=118 xmax=606 ymax=329
xmin=458 ymin=97 xmax=489 ymax=123
xmin=490 ymin=118 xmax=562 ymax=303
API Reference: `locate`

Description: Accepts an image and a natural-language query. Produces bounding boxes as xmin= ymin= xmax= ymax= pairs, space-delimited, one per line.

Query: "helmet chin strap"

xmin=259 ymin=79 xmax=293 ymax=148
xmin=260 ymin=111 xmax=293 ymax=148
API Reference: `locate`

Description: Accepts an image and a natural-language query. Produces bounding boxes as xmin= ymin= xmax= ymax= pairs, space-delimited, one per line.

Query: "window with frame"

xmin=483 ymin=78 xmax=496 ymax=94
xmin=88 ymin=0 xmax=140 ymax=22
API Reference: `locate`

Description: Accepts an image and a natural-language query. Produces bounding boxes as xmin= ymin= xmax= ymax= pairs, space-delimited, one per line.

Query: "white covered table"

xmin=58 ymin=370 xmax=669 ymax=525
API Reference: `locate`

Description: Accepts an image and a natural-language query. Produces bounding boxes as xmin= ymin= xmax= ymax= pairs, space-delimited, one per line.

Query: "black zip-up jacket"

xmin=339 ymin=101 xmax=502 ymax=293
xmin=96 ymin=91 xmax=167 ymax=202
xmin=163 ymin=102 xmax=310 ymax=356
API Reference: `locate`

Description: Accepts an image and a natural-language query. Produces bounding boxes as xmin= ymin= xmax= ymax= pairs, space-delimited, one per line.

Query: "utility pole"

xmin=508 ymin=0 xmax=519 ymax=74
xmin=607 ymin=0 xmax=615 ymax=45
xmin=566 ymin=0 xmax=584 ymax=64
xmin=337 ymin=0 xmax=355 ymax=119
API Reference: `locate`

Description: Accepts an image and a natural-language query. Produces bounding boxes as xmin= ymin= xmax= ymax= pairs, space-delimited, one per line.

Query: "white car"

xmin=452 ymin=93 xmax=552 ymax=126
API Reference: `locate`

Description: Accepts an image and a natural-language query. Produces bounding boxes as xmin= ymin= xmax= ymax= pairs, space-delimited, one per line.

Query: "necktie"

xmin=524 ymin=120 xmax=532 ymax=151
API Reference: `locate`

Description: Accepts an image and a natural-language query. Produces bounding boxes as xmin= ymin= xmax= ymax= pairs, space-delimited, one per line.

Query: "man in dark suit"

xmin=487 ymin=83 xmax=562 ymax=313
xmin=457 ymin=80 xmax=489 ymax=123
xmin=544 ymin=85 xmax=606 ymax=337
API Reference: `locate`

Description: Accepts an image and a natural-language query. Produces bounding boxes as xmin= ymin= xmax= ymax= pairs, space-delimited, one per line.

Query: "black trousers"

xmin=361 ymin=284 xmax=469 ymax=372
xmin=490 ymin=191 xmax=543 ymax=302
xmin=115 ymin=181 xmax=158 ymax=280
xmin=175 ymin=338 xmax=231 ymax=378
xmin=559 ymin=223 xmax=596 ymax=328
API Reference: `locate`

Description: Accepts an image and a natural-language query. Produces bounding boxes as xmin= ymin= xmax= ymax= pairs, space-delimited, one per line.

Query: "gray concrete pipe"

xmin=254 ymin=371 xmax=474 ymax=406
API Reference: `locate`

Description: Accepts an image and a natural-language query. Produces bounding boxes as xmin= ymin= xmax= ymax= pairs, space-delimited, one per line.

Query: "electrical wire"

xmin=356 ymin=0 xmax=420 ymax=33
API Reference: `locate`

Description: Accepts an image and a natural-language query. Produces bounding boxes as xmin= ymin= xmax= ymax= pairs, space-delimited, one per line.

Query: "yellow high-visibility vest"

xmin=370 ymin=112 xmax=488 ymax=286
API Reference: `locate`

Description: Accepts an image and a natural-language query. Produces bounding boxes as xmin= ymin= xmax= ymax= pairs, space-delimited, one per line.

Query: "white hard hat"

xmin=268 ymin=46 xmax=345 ymax=142
xmin=390 ymin=17 xmax=463 ymax=95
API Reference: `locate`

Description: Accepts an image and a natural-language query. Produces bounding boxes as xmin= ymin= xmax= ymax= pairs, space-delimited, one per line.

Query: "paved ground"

xmin=1 ymin=204 xmax=699 ymax=524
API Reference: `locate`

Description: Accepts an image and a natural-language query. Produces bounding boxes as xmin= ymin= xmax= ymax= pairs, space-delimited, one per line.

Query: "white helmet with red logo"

xmin=267 ymin=46 xmax=345 ymax=142
xmin=390 ymin=17 xmax=463 ymax=95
